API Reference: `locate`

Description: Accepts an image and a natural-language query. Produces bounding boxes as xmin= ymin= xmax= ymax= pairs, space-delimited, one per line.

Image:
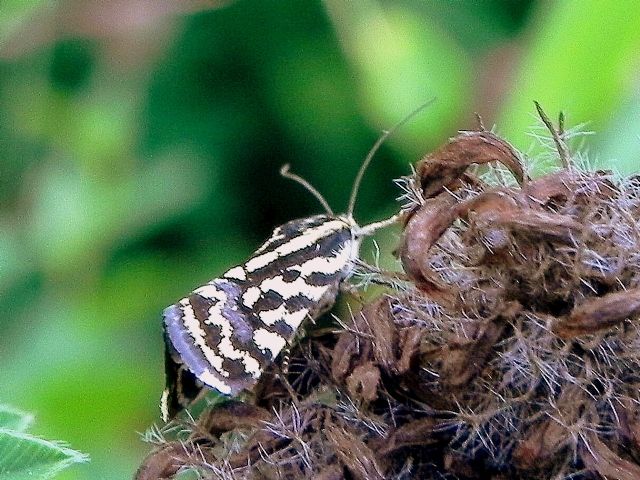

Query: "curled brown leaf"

xmin=554 ymin=287 xmax=640 ymax=339
xmin=377 ymin=418 xmax=439 ymax=456
xmin=474 ymin=208 xmax=584 ymax=243
xmin=514 ymin=385 xmax=588 ymax=469
xmin=399 ymin=191 xmax=459 ymax=285
xmin=197 ymin=400 xmax=271 ymax=437
xmin=580 ymin=433 xmax=640 ymax=480
xmin=615 ymin=399 xmax=640 ymax=454
xmin=396 ymin=325 xmax=422 ymax=375
xmin=512 ymin=417 xmax=571 ymax=470
xmin=417 ymin=130 xmax=526 ymax=198
xmin=134 ymin=443 xmax=186 ymax=480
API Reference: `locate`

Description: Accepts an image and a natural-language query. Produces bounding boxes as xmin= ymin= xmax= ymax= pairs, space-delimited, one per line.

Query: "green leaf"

xmin=174 ymin=469 xmax=201 ymax=480
xmin=596 ymin=91 xmax=640 ymax=175
xmin=325 ymin=0 xmax=473 ymax=156
xmin=497 ymin=0 xmax=640 ymax=153
xmin=0 ymin=429 xmax=88 ymax=480
xmin=27 ymin=154 xmax=210 ymax=275
xmin=0 ymin=405 xmax=33 ymax=432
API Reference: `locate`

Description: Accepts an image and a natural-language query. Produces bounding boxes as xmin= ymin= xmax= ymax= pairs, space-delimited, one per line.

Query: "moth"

xmin=160 ymin=102 xmax=433 ymax=421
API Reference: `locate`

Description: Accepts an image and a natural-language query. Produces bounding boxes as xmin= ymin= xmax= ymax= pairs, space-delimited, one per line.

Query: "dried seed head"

xmin=138 ymin=108 xmax=640 ymax=480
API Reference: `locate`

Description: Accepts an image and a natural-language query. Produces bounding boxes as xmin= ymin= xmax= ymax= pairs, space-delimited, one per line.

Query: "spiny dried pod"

xmin=137 ymin=110 xmax=640 ymax=480
xmin=393 ymin=118 xmax=640 ymax=478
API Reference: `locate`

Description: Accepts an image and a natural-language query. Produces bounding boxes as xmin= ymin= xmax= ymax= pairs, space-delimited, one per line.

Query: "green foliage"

xmin=0 ymin=1 xmax=638 ymax=479
xmin=0 ymin=1 xmax=50 ymax=46
xmin=497 ymin=0 xmax=640 ymax=168
xmin=0 ymin=405 xmax=33 ymax=432
xmin=0 ymin=405 xmax=87 ymax=479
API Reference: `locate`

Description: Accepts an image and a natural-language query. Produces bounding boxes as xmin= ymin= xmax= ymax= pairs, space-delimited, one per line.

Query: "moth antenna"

xmin=280 ymin=164 xmax=334 ymax=215
xmin=347 ymin=97 xmax=437 ymax=217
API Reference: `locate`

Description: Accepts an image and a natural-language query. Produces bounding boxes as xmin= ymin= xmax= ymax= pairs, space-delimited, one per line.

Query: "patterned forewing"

xmin=162 ymin=215 xmax=358 ymax=417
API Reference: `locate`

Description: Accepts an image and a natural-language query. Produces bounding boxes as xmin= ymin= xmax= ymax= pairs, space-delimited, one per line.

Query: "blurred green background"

xmin=1 ymin=1 xmax=639 ymax=478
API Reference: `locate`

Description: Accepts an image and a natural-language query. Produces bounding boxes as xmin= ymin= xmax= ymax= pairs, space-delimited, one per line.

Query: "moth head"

xmin=337 ymin=213 xmax=363 ymax=246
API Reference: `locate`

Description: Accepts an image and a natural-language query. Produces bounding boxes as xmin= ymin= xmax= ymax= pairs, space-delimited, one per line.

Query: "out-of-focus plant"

xmin=0 ymin=405 xmax=87 ymax=479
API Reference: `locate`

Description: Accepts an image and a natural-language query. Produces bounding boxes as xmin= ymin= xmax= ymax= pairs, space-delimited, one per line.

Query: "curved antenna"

xmin=280 ymin=164 xmax=334 ymax=215
xmin=347 ymin=98 xmax=437 ymax=216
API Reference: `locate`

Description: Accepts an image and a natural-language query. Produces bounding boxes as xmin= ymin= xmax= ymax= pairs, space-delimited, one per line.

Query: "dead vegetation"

xmin=137 ymin=109 xmax=640 ymax=480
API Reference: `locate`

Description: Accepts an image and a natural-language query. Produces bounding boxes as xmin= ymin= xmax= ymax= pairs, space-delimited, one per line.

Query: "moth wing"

xmin=160 ymin=215 xmax=359 ymax=419
xmin=162 ymin=279 xmax=264 ymax=415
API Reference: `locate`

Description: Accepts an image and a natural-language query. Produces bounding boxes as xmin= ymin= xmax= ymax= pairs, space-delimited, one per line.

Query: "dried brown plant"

xmin=137 ymin=108 xmax=640 ymax=480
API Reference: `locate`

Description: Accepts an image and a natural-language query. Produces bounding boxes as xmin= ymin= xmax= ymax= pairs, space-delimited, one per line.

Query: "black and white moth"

xmin=160 ymin=102 xmax=433 ymax=421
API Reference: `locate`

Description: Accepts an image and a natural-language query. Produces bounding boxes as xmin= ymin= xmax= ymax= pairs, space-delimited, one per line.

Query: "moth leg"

xmin=261 ymin=337 xmax=303 ymax=407
xmin=271 ymin=361 xmax=302 ymax=408
xmin=279 ymin=343 xmax=292 ymax=377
